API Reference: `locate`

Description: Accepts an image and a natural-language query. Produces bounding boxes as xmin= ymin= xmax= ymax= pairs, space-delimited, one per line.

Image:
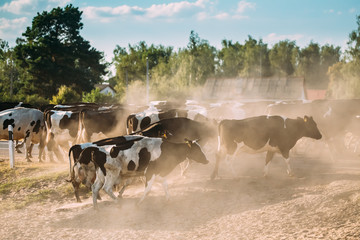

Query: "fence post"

xmin=8 ymin=125 xmax=14 ymax=168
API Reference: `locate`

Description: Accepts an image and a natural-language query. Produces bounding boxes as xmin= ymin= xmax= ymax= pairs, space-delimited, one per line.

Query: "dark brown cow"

xmin=211 ymin=115 xmax=322 ymax=179
xmin=267 ymin=99 xmax=360 ymax=156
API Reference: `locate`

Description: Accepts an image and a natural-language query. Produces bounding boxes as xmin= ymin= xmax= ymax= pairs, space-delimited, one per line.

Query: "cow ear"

xmin=161 ymin=131 xmax=168 ymax=139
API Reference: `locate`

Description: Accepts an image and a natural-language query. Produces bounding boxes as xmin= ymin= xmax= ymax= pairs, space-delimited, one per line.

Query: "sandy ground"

xmin=1 ymin=142 xmax=360 ymax=240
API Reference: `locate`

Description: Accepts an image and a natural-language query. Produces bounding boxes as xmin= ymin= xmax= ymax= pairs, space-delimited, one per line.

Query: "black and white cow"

xmin=75 ymin=106 xmax=130 ymax=143
xmin=45 ymin=109 xmax=82 ymax=162
xmin=126 ymin=105 xmax=210 ymax=134
xmin=68 ymin=135 xmax=143 ymax=202
xmin=210 ymin=115 xmax=322 ymax=179
xmin=87 ymin=137 xmax=208 ymax=208
xmin=0 ymin=102 xmax=33 ymax=111
xmin=0 ymin=107 xmax=46 ymax=162
xmin=0 ymin=102 xmax=34 ymax=154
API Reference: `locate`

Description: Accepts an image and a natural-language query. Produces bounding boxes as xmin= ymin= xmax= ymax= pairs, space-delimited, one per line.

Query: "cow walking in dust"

xmin=67 ymin=135 xmax=143 ymax=202
xmin=86 ymin=137 xmax=208 ymax=209
xmin=211 ymin=115 xmax=322 ymax=179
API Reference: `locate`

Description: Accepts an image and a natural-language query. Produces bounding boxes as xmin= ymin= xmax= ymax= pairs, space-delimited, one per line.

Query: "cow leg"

xmin=117 ymin=178 xmax=133 ymax=199
xmin=211 ymin=151 xmax=222 ymax=180
xmin=24 ymin=137 xmax=32 ymax=162
xmin=264 ymin=151 xmax=275 ymax=177
xmin=15 ymin=140 xmax=23 ymax=153
xmin=284 ymin=157 xmax=293 ymax=176
xmin=38 ymin=139 xmax=45 ymax=162
xmin=92 ymin=174 xmax=105 ymax=209
xmin=180 ymin=159 xmax=192 ymax=177
xmin=160 ymin=177 xmax=170 ymax=202
xmin=27 ymin=143 xmax=34 ymax=158
xmin=71 ymin=180 xmax=81 ymax=203
xmin=138 ymin=174 xmax=156 ymax=205
xmin=102 ymin=169 xmax=121 ymax=203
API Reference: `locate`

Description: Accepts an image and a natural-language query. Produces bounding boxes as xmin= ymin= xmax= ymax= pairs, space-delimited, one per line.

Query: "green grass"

xmin=0 ymin=163 xmax=74 ymax=211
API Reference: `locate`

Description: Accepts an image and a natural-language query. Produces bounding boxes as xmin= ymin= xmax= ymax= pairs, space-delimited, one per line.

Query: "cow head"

xmin=72 ymin=161 xmax=96 ymax=189
xmin=184 ymin=138 xmax=209 ymax=164
xmin=302 ymin=115 xmax=322 ymax=140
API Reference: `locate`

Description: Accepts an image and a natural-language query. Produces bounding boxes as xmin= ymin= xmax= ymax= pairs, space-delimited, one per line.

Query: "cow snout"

xmin=315 ymin=132 xmax=322 ymax=140
xmin=200 ymin=158 xmax=209 ymax=164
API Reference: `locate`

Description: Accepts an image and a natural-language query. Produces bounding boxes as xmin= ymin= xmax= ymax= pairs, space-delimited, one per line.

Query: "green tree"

xmin=50 ymin=85 xmax=81 ymax=104
xmin=14 ymin=4 xmax=107 ymax=99
xmin=348 ymin=15 xmax=360 ymax=62
xmin=297 ymin=42 xmax=322 ymax=88
xmin=241 ymin=36 xmax=271 ymax=77
xmin=328 ymin=15 xmax=360 ymax=98
xmin=186 ymin=30 xmax=216 ymax=85
xmin=113 ymin=41 xmax=173 ymax=97
xmin=82 ymin=88 xmax=118 ymax=103
xmin=269 ymin=40 xmax=298 ymax=77
xmin=217 ymin=40 xmax=244 ymax=77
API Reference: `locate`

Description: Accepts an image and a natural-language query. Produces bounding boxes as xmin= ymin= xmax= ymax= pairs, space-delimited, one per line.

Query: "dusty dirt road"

xmin=1 ymin=143 xmax=360 ymax=240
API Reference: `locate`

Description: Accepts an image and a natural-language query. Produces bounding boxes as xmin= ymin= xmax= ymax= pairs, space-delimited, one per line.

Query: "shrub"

xmin=50 ymin=85 xmax=81 ymax=104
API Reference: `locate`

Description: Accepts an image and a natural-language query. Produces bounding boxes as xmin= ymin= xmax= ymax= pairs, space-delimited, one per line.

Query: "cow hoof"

xmin=26 ymin=159 xmax=32 ymax=162
xmin=16 ymin=150 xmax=22 ymax=154
xmin=210 ymin=173 xmax=217 ymax=180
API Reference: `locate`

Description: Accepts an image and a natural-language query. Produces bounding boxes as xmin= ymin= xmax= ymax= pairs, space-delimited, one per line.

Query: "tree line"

xmin=1 ymin=4 xmax=360 ymax=105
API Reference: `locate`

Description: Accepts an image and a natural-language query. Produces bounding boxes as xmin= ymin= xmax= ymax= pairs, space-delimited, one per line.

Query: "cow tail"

xmin=67 ymin=145 xmax=75 ymax=182
xmin=217 ymin=122 xmax=222 ymax=152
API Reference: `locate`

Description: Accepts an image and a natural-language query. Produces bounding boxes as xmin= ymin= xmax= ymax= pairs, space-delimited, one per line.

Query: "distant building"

xmin=203 ymin=77 xmax=306 ymax=100
xmin=305 ymin=89 xmax=327 ymax=100
xmin=94 ymin=84 xmax=116 ymax=97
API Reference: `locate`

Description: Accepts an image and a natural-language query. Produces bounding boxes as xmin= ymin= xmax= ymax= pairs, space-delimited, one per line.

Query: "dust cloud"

xmin=2 ymin=78 xmax=360 ymax=239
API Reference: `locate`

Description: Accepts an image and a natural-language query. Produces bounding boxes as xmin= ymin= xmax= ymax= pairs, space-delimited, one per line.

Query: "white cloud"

xmin=236 ymin=0 xmax=255 ymax=13
xmin=82 ymin=0 xmax=208 ymax=22
xmin=145 ymin=0 xmax=207 ymax=18
xmin=0 ymin=17 xmax=28 ymax=39
xmin=48 ymin=0 xmax=71 ymax=4
xmin=0 ymin=0 xmax=37 ymax=15
xmin=349 ymin=8 xmax=356 ymax=13
xmin=214 ymin=12 xmax=229 ymax=20
xmin=0 ymin=0 xmax=72 ymax=15
xmin=197 ymin=11 xmax=208 ymax=21
xmin=264 ymin=33 xmax=304 ymax=46
xmin=324 ymin=9 xmax=335 ymax=14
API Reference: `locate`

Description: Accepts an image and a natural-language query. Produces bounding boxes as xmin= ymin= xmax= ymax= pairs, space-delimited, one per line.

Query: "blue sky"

xmin=0 ymin=0 xmax=359 ymax=67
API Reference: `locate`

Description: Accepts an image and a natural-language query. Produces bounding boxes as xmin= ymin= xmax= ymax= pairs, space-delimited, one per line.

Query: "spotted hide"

xmin=45 ymin=109 xmax=82 ymax=162
xmin=126 ymin=108 xmax=209 ymax=134
xmin=68 ymin=135 xmax=143 ymax=202
xmin=75 ymin=107 xmax=129 ymax=144
xmin=211 ymin=115 xmax=322 ymax=179
xmin=0 ymin=107 xmax=45 ymax=162
xmin=89 ymin=137 xmax=208 ymax=209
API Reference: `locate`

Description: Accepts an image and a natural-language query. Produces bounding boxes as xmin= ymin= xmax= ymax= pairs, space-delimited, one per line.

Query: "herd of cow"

xmin=1 ymin=99 xmax=360 ymax=209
